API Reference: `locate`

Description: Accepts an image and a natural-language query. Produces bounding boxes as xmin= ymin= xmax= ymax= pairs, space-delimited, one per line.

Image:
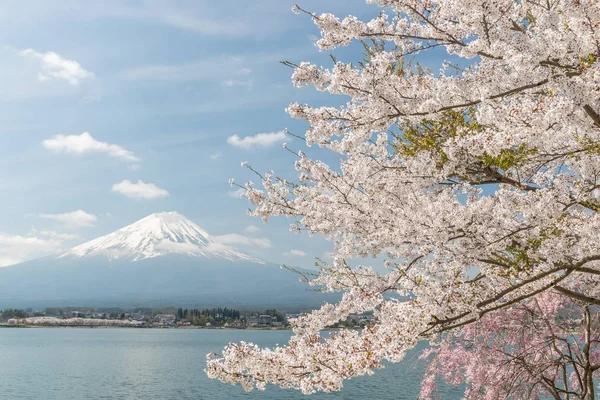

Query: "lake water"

xmin=0 ymin=328 xmax=463 ymax=399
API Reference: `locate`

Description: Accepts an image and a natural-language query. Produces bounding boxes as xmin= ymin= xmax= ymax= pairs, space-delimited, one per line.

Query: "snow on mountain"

xmin=62 ymin=211 xmax=261 ymax=263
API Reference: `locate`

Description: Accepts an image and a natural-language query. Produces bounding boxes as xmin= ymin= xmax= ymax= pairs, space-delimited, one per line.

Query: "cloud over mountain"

xmin=111 ymin=180 xmax=169 ymax=199
xmin=0 ymin=232 xmax=63 ymax=267
xmin=39 ymin=210 xmax=97 ymax=229
xmin=43 ymin=132 xmax=139 ymax=163
xmin=211 ymin=233 xmax=272 ymax=249
xmin=284 ymin=249 xmax=307 ymax=257
xmin=20 ymin=49 xmax=93 ymax=85
xmin=227 ymin=131 xmax=286 ymax=149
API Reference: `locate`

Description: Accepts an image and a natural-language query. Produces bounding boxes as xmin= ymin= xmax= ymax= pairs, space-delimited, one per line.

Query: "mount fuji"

xmin=0 ymin=212 xmax=329 ymax=309
xmin=62 ymin=212 xmax=259 ymax=263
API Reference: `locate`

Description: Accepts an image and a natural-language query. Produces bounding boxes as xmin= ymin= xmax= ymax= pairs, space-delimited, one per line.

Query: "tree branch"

xmin=554 ymin=286 xmax=600 ymax=306
xmin=584 ymin=105 xmax=600 ymax=128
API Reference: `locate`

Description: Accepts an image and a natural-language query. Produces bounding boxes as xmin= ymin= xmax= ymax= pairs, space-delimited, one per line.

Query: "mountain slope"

xmin=0 ymin=212 xmax=330 ymax=309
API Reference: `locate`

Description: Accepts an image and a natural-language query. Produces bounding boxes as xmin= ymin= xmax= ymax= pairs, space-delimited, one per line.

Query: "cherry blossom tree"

xmin=420 ymin=292 xmax=600 ymax=399
xmin=207 ymin=0 xmax=600 ymax=397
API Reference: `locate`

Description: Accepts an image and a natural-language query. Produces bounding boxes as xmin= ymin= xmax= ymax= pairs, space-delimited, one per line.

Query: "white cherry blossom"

xmin=207 ymin=1 xmax=600 ymax=396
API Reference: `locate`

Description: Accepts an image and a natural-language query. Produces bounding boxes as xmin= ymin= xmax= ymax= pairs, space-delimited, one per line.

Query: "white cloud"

xmin=33 ymin=229 xmax=80 ymax=241
xmin=42 ymin=132 xmax=139 ymax=163
xmin=244 ymin=225 xmax=260 ymax=234
xmin=211 ymin=233 xmax=272 ymax=249
xmin=228 ymin=188 xmax=245 ymax=199
xmin=0 ymin=233 xmax=64 ymax=267
xmin=0 ymin=257 xmax=21 ymax=268
xmin=227 ymin=131 xmax=287 ymax=150
xmin=203 ymin=242 xmax=235 ymax=254
xmin=284 ymin=249 xmax=308 ymax=257
xmin=39 ymin=210 xmax=97 ymax=229
xmin=209 ymin=152 xmax=222 ymax=160
xmin=111 ymin=179 xmax=169 ymax=199
xmin=222 ymin=78 xmax=253 ymax=89
xmin=19 ymin=49 xmax=94 ymax=85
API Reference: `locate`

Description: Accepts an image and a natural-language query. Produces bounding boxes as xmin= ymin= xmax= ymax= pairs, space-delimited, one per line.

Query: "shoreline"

xmin=0 ymin=323 xmax=291 ymax=330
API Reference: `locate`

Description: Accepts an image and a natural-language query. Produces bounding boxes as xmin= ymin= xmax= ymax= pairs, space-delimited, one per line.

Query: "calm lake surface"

xmin=0 ymin=328 xmax=462 ymax=399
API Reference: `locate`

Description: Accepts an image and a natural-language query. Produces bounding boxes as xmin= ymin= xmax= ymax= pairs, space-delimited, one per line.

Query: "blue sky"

xmin=0 ymin=0 xmax=452 ymax=268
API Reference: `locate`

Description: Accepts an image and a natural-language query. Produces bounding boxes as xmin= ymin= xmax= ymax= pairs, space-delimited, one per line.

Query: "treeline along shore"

xmin=0 ymin=306 xmax=291 ymax=329
xmin=0 ymin=306 xmax=376 ymax=329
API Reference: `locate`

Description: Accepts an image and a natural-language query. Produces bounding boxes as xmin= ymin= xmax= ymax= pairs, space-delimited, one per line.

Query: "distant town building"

xmin=155 ymin=314 xmax=176 ymax=325
xmin=258 ymin=315 xmax=272 ymax=326
xmin=246 ymin=314 xmax=274 ymax=326
xmin=131 ymin=313 xmax=146 ymax=322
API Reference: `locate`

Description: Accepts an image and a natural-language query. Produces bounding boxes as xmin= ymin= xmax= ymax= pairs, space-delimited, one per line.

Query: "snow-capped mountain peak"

xmin=62 ymin=211 xmax=260 ymax=263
